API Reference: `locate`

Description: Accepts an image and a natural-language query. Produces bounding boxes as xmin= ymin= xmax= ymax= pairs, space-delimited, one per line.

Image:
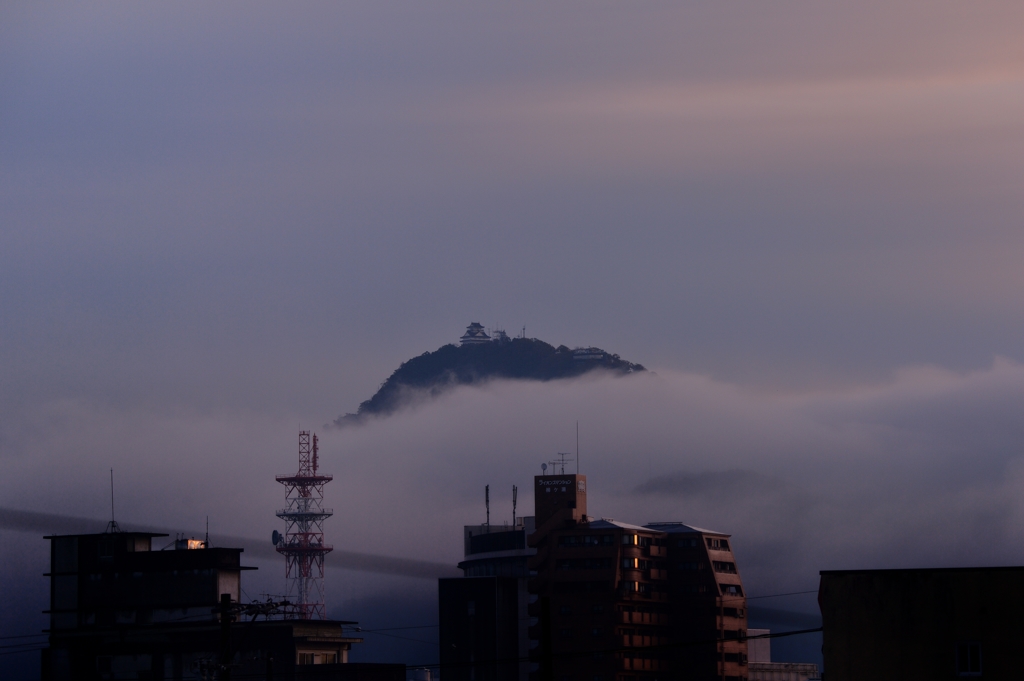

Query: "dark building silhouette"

xmin=41 ymin=529 xmax=404 ymax=681
xmin=441 ymin=473 xmax=749 ymax=681
xmin=819 ymin=566 xmax=1024 ymax=681
xmin=439 ymin=519 xmax=535 ymax=681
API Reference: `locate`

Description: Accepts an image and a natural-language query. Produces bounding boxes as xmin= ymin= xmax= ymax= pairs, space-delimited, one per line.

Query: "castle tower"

xmin=460 ymin=322 xmax=491 ymax=345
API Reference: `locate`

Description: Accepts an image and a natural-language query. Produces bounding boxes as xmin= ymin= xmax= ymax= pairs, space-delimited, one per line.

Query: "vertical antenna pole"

xmin=110 ymin=468 xmax=115 ymax=525
xmin=206 ymin=516 xmax=210 ymax=548
xmin=512 ymin=485 xmax=518 ymax=525
xmin=485 ymin=485 xmax=490 ymax=530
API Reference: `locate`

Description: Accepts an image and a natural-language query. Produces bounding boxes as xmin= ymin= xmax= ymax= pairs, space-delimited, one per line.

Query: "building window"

xmin=713 ymin=561 xmax=737 ymax=573
xmin=956 ymin=642 xmax=981 ymax=676
xmin=622 ymin=558 xmax=652 ymax=570
xmin=559 ymin=605 xmax=572 ymax=615
xmin=720 ymin=584 xmax=743 ymax=596
xmin=298 ymin=653 xmax=315 ymax=665
xmin=677 ymin=584 xmax=707 ymax=594
xmin=558 ymin=534 xmax=613 ymax=548
xmin=591 ymin=627 xmax=603 ymax=636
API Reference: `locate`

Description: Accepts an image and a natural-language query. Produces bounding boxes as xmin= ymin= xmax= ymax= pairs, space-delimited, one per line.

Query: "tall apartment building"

xmin=528 ymin=473 xmax=749 ymax=681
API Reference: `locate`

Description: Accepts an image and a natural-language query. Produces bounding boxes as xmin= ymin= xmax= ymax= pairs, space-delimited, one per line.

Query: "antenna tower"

xmin=275 ymin=431 xmax=333 ymax=619
xmin=106 ymin=468 xmax=120 ymax=533
xmin=549 ymin=452 xmax=575 ymax=475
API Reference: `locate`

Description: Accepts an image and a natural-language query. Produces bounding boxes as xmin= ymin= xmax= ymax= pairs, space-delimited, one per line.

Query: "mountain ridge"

xmin=333 ymin=332 xmax=644 ymax=427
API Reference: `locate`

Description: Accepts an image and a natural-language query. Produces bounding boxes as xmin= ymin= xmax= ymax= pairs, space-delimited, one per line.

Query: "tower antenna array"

xmin=549 ymin=452 xmax=575 ymax=475
xmin=275 ymin=431 xmax=333 ymax=619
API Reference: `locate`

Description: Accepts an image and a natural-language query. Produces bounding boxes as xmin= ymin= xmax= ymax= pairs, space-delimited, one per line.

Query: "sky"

xmin=3 ymin=0 xmax=1024 ymax=675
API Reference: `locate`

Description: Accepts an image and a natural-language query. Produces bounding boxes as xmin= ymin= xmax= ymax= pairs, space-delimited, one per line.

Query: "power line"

xmin=0 ymin=633 xmax=47 ymax=641
xmin=359 ymin=624 xmax=439 ymax=632
xmin=744 ymin=589 xmax=818 ymax=601
xmin=359 ymin=630 xmax=437 ymax=645
xmin=0 ymin=645 xmax=48 ymax=657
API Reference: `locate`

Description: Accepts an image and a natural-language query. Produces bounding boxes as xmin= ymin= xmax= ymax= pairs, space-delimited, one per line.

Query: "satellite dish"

xmin=272 ymin=530 xmax=281 ymax=546
xmin=541 ymin=463 xmax=547 ymax=473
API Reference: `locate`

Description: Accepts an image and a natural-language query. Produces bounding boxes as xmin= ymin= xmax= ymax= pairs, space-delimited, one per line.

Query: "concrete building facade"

xmin=746 ymin=629 xmax=819 ymax=681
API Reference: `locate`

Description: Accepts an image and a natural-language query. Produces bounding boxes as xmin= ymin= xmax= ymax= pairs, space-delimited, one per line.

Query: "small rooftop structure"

xmin=460 ymin=322 xmax=491 ymax=345
xmin=572 ymin=347 xmax=606 ymax=361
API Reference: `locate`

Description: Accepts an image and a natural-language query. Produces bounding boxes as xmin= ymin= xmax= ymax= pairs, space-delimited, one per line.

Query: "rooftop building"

xmin=746 ymin=628 xmax=820 ymax=681
xmin=40 ymin=528 xmax=403 ymax=681
xmin=440 ymin=470 xmax=750 ymax=681
xmin=819 ymin=566 xmax=1024 ymax=681
xmin=439 ymin=517 xmax=536 ymax=681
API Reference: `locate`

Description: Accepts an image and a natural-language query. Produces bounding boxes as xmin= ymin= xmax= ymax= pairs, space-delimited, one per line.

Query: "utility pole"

xmin=219 ymin=593 xmax=233 ymax=681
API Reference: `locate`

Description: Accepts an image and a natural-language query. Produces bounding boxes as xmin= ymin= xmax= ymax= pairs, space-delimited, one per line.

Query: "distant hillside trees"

xmin=333 ymin=337 xmax=644 ymax=426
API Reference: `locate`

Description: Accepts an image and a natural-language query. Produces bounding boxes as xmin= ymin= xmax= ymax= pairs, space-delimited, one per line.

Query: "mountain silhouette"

xmin=333 ymin=324 xmax=644 ymax=427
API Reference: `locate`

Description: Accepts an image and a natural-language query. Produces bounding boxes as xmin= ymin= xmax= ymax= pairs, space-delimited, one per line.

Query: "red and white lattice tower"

xmin=275 ymin=431 xmax=333 ymax=619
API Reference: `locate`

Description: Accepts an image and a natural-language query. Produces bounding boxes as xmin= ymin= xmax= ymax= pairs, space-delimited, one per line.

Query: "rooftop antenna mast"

xmin=485 ymin=485 xmax=490 ymax=531
xmin=549 ymin=452 xmax=575 ymax=475
xmin=106 ymin=468 xmax=120 ymax=533
xmin=512 ymin=485 xmax=518 ymax=526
